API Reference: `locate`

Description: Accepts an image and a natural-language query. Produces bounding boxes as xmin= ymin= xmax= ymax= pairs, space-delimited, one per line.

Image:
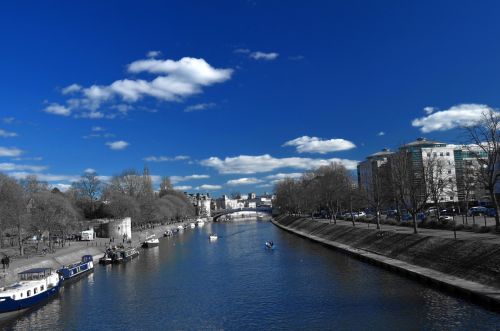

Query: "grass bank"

xmin=273 ymin=215 xmax=500 ymax=308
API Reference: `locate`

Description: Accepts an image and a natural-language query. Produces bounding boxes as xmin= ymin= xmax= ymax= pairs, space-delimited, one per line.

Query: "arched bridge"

xmin=212 ymin=206 xmax=272 ymax=221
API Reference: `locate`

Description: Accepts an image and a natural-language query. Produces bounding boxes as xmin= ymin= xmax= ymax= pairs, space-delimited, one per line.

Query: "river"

xmin=1 ymin=219 xmax=499 ymax=330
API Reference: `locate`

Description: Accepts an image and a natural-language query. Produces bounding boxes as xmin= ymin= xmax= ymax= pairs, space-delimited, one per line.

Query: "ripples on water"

xmin=1 ymin=220 xmax=499 ymax=330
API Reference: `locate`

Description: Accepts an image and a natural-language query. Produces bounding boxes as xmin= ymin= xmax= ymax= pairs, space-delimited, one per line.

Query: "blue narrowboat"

xmin=57 ymin=255 xmax=94 ymax=281
xmin=0 ymin=268 xmax=62 ymax=318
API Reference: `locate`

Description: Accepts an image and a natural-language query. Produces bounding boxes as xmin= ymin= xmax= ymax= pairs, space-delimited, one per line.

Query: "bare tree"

xmin=30 ymin=191 xmax=79 ymax=250
xmin=464 ymin=110 xmax=500 ymax=229
xmin=0 ymin=175 xmax=26 ymax=252
xmin=315 ymin=162 xmax=350 ymax=224
xmin=159 ymin=176 xmax=173 ymax=197
xmin=391 ymin=149 xmax=430 ymax=234
xmin=423 ymin=152 xmax=454 ymax=219
xmin=359 ymin=162 xmax=391 ymax=229
xmin=20 ymin=175 xmax=48 ymax=195
xmin=71 ymin=171 xmax=103 ymax=218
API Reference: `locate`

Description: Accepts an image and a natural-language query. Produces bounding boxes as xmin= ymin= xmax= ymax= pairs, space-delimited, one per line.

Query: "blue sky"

xmin=1 ymin=1 xmax=500 ymax=195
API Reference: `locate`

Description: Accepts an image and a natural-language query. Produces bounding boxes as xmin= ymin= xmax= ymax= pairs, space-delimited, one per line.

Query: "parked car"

xmin=487 ymin=208 xmax=497 ymax=217
xmin=468 ymin=206 xmax=488 ymax=216
xmin=439 ymin=215 xmax=454 ymax=221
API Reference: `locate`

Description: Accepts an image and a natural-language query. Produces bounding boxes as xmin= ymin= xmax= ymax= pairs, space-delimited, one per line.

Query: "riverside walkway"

xmin=314 ymin=217 xmax=500 ymax=244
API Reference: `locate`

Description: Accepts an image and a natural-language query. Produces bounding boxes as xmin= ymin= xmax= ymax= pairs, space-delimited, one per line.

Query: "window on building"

xmin=440 ymin=152 xmax=444 ymax=156
xmin=450 ymin=196 xmax=454 ymax=201
xmin=12 ymin=295 xmax=15 ymax=299
xmin=34 ymin=288 xmax=37 ymax=294
xmin=446 ymin=152 xmax=450 ymax=156
xmin=433 ymin=152 xmax=437 ymax=157
xmin=448 ymin=170 xmax=452 ymax=174
xmin=427 ymin=153 xmax=431 ymax=157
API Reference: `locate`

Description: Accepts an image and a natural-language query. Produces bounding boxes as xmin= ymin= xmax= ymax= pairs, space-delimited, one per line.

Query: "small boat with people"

xmin=57 ymin=255 xmax=94 ymax=281
xmin=265 ymin=241 xmax=274 ymax=249
xmin=189 ymin=222 xmax=196 ymax=229
xmin=141 ymin=234 xmax=160 ymax=248
xmin=196 ymin=219 xmax=205 ymax=227
xmin=0 ymin=268 xmax=62 ymax=318
xmin=177 ymin=225 xmax=184 ymax=232
xmin=209 ymin=234 xmax=218 ymax=241
xmin=163 ymin=229 xmax=173 ymax=237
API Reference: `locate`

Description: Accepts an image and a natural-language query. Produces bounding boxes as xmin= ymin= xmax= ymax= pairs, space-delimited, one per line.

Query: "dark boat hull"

xmin=0 ymin=282 xmax=61 ymax=316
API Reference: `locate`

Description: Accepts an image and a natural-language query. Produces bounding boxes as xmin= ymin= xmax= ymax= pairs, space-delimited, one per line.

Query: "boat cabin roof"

xmin=18 ymin=268 xmax=52 ymax=280
xmin=19 ymin=268 xmax=52 ymax=275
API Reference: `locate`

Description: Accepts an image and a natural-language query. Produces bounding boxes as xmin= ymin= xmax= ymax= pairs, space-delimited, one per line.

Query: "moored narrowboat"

xmin=58 ymin=255 xmax=94 ymax=281
xmin=112 ymin=247 xmax=139 ymax=263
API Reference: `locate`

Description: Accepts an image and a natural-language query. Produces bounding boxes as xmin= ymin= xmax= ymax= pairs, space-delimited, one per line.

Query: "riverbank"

xmin=0 ymin=220 xmax=201 ymax=287
xmin=273 ymin=215 xmax=500 ymax=308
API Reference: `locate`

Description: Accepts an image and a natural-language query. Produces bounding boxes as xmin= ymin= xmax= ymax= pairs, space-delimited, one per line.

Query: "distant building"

xmin=186 ymin=193 xmax=212 ymax=217
xmin=97 ymin=217 xmax=132 ymax=241
xmin=248 ymin=192 xmax=256 ymax=200
xmin=357 ymin=148 xmax=393 ymax=198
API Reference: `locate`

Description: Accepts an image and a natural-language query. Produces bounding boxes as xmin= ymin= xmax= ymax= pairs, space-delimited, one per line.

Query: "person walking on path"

xmin=5 ymin=256 xmax=9 ymax=269
xmin=1 ymin=257 xmax=5 ymax=271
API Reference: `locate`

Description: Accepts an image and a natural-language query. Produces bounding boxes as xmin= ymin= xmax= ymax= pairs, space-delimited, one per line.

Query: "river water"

xmin=1 ymin=219 xmax=499 ymax=330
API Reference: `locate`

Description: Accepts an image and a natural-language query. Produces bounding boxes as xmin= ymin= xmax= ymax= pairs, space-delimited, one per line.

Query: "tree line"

xmin=274 ymin=110 xmax=500 ymax=234
xmin=0 ymin=167 xmax=195 ymax=256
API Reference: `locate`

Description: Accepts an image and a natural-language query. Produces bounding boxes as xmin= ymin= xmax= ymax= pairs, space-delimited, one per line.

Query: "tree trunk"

xmin=490 ymin=190 xmax=500 ymax=230
xmin=412 ymin=213 xmax=418 ymax=234
xmin=17 ymin=222 xmax=23 ymax=256
xmin=375 ymin=207 xmax=381 ymax=230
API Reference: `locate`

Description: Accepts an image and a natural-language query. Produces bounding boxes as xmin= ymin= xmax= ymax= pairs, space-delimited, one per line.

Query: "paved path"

xmin=314 ymin=217 xmax=500 ymax=244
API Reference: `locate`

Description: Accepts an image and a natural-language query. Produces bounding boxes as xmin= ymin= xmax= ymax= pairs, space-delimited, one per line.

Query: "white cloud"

xmin=44 ymin=56 xmax=233 ymax=118
xmin=92 ymin=126 xmax=106 ymax=132
xmin=173 ymin=185 xmax=192 ymax=191
xmin=147 ymin=50 xmax=162 ymax=58
xmin=201 ymin=154 xmax=359 ymax=174
xmin=143 ymin=155 xmax=190 ymax=162
xmin=265 ymin=173 xmax=303 ymax=181
xmin=412 ymin=104 xmax=495 ymax=133
xmin=289 ymin=55 xmax=305 ymax=60
xmin=84 ymin=168 xmax=96 ymax=173
xmin=283 ymin=136 xmax=356 ymax=154
xmin=170 ymin=174 xmax=210 ymax=184
xmin=377 ymin=131 xmax=385 ymax=136
xmin=12 ymin=156 xmax=43 ymax=161
xmin=184 ymin=102 xmax=216 ymax=112
xmin=8 ymin=172 xmax=79 ymax=182
xmin=0 ymin=147 xmax=23 ymax=157
xmin=249 ymin=51 xmax=279 ymax=61
xmin=106 ymin=141 xmax=129 ymax=150
xmin=234 ymin=48 xmax=251 ymax=54
xmin=79 ymin=111 xmax=105 ymax=119
xmin=196 ymin=184 xmax=222 ymax=190
xmin=52 ymin=183 xmax=72 ymax=192
xmin=0 ymin=163 xmax=47 ymax=172
xmin=256 ymin=183 xmax=273 ymax=188
xmin=0 ymin=129 xmax=18 ymax=138
xmin=44 ymin=103 xmax=71 ymax=116
xmin=62 ymin=84 xmax=82 ymax=95
xmin=3 ymin=117 xmax=15 ymax=124
xmin=226 ymin=177 xmax=263 ymax=186
xmin=424 ymin=106 xmax=435 ymax=115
